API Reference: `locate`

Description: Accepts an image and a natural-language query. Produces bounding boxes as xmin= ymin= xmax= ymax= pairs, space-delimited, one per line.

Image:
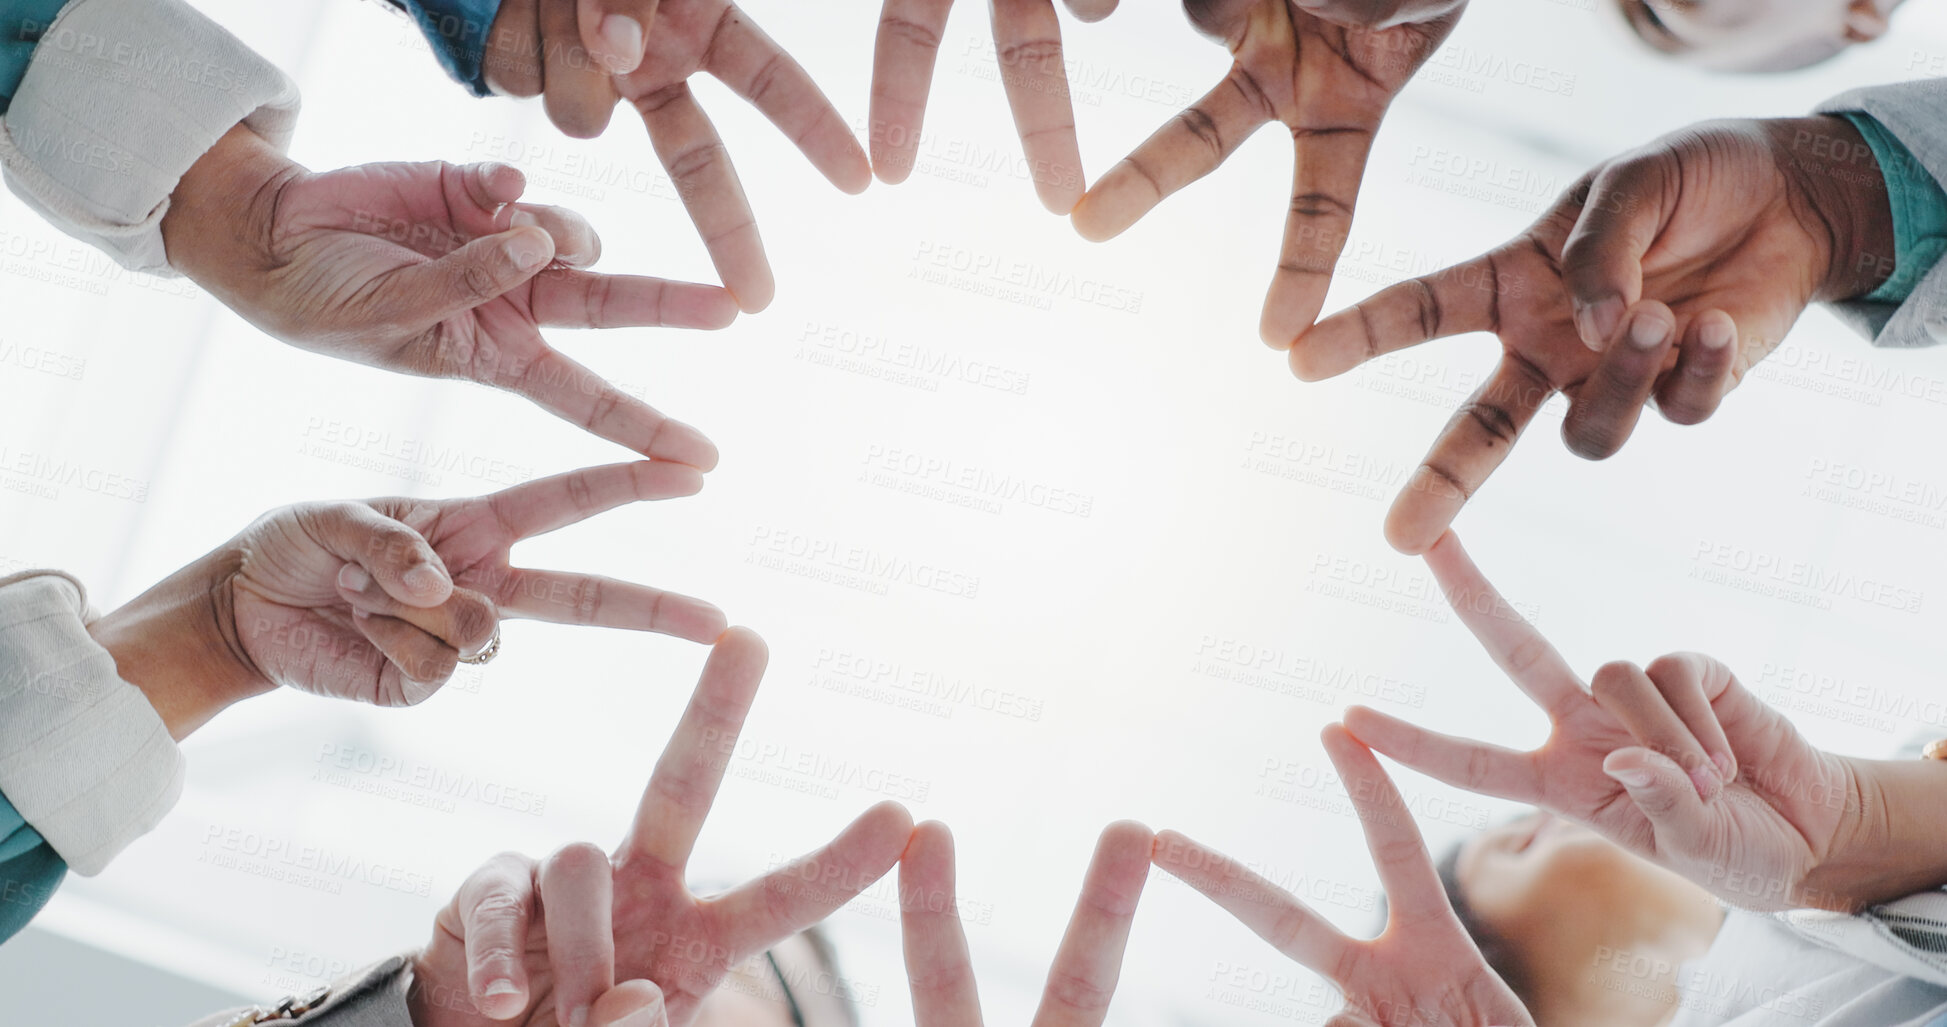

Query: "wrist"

xmin=1767 ymin=115 xmax=1897 ymax=302
xmin=1799 ymin=755 xmax=1947 ymax=911
xmin=160 ymin=121 xmax=304 ymax=299
xmin=86 ymin=546 xmax=271 ymax=739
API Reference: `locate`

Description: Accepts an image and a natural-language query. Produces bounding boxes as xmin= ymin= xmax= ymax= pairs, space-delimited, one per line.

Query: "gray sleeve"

xmin=1817 ymin=79 xmax=1947 ymax=349
xmin=183 ymin=957 xmax=418 ymax=1027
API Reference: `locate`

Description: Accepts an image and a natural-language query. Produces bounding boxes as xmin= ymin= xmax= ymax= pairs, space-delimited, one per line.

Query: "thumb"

xmin=1604 ymin=746 xmax=1714 ymax=857
xmin=1559 ymin=155 xmax=1675 ymax=352
xmin=374 ymin=226 xmax=555 ymax=332
xmin=591 ymin=980 xmax=668 ymax=1027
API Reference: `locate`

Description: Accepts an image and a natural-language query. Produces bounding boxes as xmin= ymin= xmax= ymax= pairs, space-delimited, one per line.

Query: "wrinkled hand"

xmin=1156 ymin=724 xmax=1533 ymax=1027
xmin=216 ymin=461 xmax=726 ymax=707
xmin=1342 ymin=530 xmax=1865 ymax=912
xmin=899 ymin=819 xmax=1154 ymax=1026
xmin=411 ymin=629 xmax=916 ymax=1027
xmin=1288 ymin=116 xmax=1894 ymax=554
xmin=869 ymin=0 xmax=1119 ymax=214
xmin=163 ymin=125 xmax=733 ymax=468
xmin=486 ymin=0 xmax=871 ymax=312
xmin=1071 ymin=0 xmax=1464 ymax=345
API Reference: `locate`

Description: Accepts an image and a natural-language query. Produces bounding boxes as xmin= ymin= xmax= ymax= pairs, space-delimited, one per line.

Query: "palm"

xmin=1486 ymin=133 xmax=1820 ymax=411
xmin=1290 ymin=123 xmax=1838 ymax=553
xmin=1336 ymin=936 xmax=1528 ymax=1027
xmin=1072 ymin=0 xmax=1462 ymax=343
xmin=228 ymin=462 xmax=725 ymax=706
xmin=1347 ymin=532 xmax=1856 ymax=912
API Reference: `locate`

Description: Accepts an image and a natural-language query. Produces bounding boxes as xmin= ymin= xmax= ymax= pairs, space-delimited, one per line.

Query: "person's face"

xmin=1617 ymin=0 xmax=1899 ymax=72
xmin=1455 ymin=812 xmax=1701 ymax=959
xmin=691 ymin=934 xmax=853 ymax=1027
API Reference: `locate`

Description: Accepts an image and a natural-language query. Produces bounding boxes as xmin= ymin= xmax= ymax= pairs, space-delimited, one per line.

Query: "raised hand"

xmin=1156 ymin=724 xmax=1532 ymax=1027
xmin=485 ymin=0 xmax=872 ymax=313
xmin=162 ymin=126 xmax=733 ymax=469
xmin=1070 ymin=0 xmax=1465 ymax=346
xmin=1341 ymin=530 xmax=1869 ymax=912
xmin=410 ymin=629 xmax=917 ymax=1027
xmin=869 ymin=0 xmax=1120 ymax=214
xmin=898 ymin=819 xmax=1154 ymax=1027
xmin=1286 ymin=116 xmax=1895 ymax=554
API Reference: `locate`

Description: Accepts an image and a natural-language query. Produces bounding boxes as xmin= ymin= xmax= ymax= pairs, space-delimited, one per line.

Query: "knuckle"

xmin=542 ymin=840 xmax=610 ymax=879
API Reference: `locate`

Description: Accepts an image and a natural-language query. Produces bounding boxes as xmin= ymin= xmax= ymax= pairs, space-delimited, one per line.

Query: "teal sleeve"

xmin=0 ymin=787 xmax=66 ymax=944
xmin=1839 ymin=110 xmax=1947 ymax=305
xmin=0 ymin=0 xmax=71 ymax=114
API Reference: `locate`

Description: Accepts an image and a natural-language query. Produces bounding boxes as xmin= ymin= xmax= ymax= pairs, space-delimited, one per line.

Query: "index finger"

xmin=870 ymin=0 xmax=956 ymax=185
xmin=1421 ymin=531 xmax=1583 ymax=717
xmin=1032 ymin=820 xmax=1155 ymax=1027
xmin=501 ymin=347 xmax=719 ymax=469
xmin=1383 ymin=353 xmax=1555 ymax=556
xmin=1320 ymin=723 xmax=1448 ymax=929
xmin=703 ymin=6 xmax=872 ymax=194
xmin=618 ymin=627 xmax=768 ymax=869
xmin=1070 ymin=68 xmax=1274 ymax=242
xmin=488 ymin=461 xmax=706 ymax=541
xmin=1152 ymin=829 xmax=1353 ymax=980
xmin=991 ymin=0 xmax=1085 ymax=214
xmin=899 ymin=821 xmax=983 ymax=1027
xmin=1287 ymin=255 xmax=1501 ymax=382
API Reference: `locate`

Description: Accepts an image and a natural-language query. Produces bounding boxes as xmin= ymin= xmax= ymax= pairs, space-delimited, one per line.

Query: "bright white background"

xmin=5 ymin=0 xmax=1947 ymax=1023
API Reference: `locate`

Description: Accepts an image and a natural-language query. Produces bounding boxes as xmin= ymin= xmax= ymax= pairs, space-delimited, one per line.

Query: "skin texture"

xmin=1155 ymin=725 xmax=1533 ymax=1027
xmin=86 ymin=462 xmax=725 ymax=733
xmin=1344 ymin=530 xmax=1947 ymax=915
xmin=1454 ymin=814 xmax=1721 ymax=1027
xmin=868 ymin=0 xmax=1121 ymax=214
xmin=484 ymin=0 xmax=872 ymax=313
xmin=898 ymin=819 xmax=1157 ymax=1027
xmin=1617 ymin=0 xmax=1897 ymax=73
xmin=408 ymin=629 xmax=916 ymax=1027
xmin=162 ymin=125 xmax=733 ymax=469
xmin=1069 ymin=0 xmax=1465 ymax=347
xmin=1286 ymin=116 xmax=1895 ymax=554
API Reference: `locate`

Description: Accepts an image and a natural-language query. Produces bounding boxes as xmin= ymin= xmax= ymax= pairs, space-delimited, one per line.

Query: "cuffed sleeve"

xmin=0 ymin=570 xmax=184 ymax=876
xmin=184 ymin=957 xmax=416 ymax=1027
xmin=396 ymin=0 xmax=502 ymax=97
xmin=0 ymin=0 xmax=300 ymax=273
xmin=1818 ymin=79 xmax=1947 ymax=348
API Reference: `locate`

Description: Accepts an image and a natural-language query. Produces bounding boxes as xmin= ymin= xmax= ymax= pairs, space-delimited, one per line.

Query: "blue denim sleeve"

xmin=397 ymin=0 xmax=504 ymax=97
xmin=0 ymin=787 xmax=66 ymax=944
xmin=0 ymin=0 xmax=77 ymax=114
xmin=1838 ymin=110 xmax=1947 ymax=306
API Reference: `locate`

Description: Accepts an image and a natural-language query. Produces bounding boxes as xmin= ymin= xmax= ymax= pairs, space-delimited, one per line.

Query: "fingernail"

xmin=402 ymin=562 xmax=447 ymax=595
xmin=1629 ymin=311 xmax=1671 ymax=350
xmin=1607 ymin=766 xmax=1654 ymax=789
xmin=614 ymin=997 xmax=666 ymax=1027
xmin=1714 ymin=752 xmax=1737 ymax=783
xmin=1700 ymin=318 xmax=1734 ymax=350
xmin=1578 ymin=296 xmax=1624 ymax=350
xmin=509 ymin=209 xmax=540 ymax=231
xmin=568 ymin=1007 xmax=590 ymax=1027
xmin=1687 ymin=762 xmax=1722 ymax=800
xmin=601 ymin=14 xmax=644 ymax=70
xmin=504 ymin=233 xmax=550 ymax=270
xmin=483 ymin=979 xmax=520 ymax=998
xmin=337 ymin=564 xmax=373 ymax=593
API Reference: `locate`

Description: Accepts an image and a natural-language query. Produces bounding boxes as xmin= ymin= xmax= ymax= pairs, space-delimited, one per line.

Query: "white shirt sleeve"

xmin=0 ymin=570 xmax=185 ymax=874
xmin=0 ymin=0 xmax=300 ymax=274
